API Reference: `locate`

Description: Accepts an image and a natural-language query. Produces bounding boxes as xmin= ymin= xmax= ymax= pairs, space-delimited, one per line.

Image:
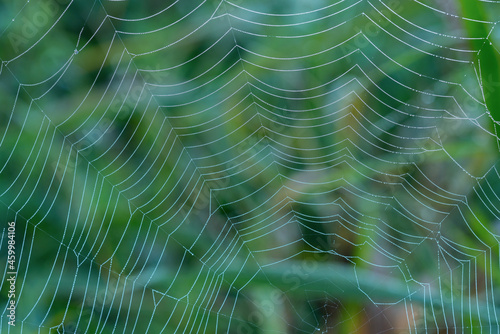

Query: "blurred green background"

xmin=1 ymin=0 xmax=500 ymax=333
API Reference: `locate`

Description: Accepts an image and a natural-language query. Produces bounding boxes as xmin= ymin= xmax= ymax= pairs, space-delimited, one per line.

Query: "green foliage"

xmin=1 ymin=0 xmax=500 ymax=333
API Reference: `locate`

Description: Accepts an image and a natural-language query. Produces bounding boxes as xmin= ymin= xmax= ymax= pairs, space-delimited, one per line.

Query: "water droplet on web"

xmin=74 ymin=49 xmax=79 ymax=55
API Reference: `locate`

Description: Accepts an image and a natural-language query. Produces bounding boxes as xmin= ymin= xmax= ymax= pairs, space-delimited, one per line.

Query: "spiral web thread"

xmin=1 ymin=0 xmax=500 ymax=332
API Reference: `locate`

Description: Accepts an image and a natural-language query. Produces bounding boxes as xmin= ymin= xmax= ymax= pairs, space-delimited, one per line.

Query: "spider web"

xmin=0 ymin=0 xmax=500 ymax=333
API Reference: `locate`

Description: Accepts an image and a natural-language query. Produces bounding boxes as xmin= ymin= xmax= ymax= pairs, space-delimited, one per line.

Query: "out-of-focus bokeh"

xmin=1 ymin=0 xmax=500 ymax=333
